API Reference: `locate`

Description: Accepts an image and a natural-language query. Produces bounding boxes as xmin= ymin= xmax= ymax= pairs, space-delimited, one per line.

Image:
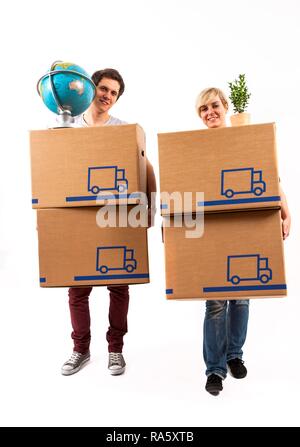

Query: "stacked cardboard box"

xmin=30 ymin=124 xmax=149 ymax=287
xmin=158 ymin=123 xmax=287 ymax=300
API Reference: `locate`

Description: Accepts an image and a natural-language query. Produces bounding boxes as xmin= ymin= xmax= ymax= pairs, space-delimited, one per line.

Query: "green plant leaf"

xmin=228 ymin=73 xmax=251 ymax=113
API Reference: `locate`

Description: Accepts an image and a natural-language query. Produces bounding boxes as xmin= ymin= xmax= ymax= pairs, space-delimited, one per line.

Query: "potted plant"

xmin=228 ymin=74 xmax=251 ymax=126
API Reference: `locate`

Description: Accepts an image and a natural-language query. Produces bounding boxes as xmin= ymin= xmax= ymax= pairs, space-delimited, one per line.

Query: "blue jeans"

xmin=203 ymin=300 xmax=249 ymax=379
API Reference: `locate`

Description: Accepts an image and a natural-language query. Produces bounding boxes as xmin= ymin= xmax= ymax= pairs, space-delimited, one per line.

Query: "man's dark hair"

xmin=91 ymin=68 xmax=125 ymax=99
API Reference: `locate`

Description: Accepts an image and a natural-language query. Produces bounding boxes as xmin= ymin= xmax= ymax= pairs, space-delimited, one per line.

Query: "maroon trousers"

xmin=68 ymin=285 xmax=130 ymax=354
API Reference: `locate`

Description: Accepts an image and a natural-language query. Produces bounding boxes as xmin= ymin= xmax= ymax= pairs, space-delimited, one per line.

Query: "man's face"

xmin=94 ymin=77 xmax=120 ymax=112
xmin=199 ymin=95 xmax=227 ymax=128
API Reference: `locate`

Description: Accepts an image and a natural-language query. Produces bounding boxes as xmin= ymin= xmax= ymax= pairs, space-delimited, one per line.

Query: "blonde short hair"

xmin=195 ymin=87 xmax=229 ymax=117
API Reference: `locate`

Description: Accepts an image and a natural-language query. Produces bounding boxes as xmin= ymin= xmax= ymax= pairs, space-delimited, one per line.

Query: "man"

xmin=61 ymin=68 xmax=156 ymax=376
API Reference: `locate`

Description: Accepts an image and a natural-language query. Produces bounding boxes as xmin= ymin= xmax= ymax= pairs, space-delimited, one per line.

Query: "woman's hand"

xmin=282 ymin=215 xmax=291 ymax=240
xmin=279 ymin=185 xmax=291 ymax=240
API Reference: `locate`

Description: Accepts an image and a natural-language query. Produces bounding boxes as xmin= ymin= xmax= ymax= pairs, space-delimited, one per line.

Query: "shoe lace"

xmin=109 ymin=352 xmax=122 ymax=365
xmin=68 ymin=352 xmax=82 ymax=365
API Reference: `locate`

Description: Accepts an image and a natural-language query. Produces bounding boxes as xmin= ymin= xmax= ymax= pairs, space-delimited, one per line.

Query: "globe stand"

xmin=55 ymin=110 xmax=75 ymax=128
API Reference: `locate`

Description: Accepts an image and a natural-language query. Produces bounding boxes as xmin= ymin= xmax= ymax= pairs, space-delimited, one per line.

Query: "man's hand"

xmin=147 ymin=207 xmax=156 ymax=228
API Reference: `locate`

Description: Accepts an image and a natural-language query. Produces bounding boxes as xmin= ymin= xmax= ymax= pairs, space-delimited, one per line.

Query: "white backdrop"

xmin=0 ymin=0 xmax=300 ymax=427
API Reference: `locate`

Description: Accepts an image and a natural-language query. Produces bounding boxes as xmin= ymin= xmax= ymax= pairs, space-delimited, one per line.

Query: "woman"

xmin=195 ymin=87 xmax=291 ymax=396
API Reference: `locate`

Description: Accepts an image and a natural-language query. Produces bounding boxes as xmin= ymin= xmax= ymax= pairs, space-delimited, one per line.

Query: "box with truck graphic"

xmin=158 ymin=123 xmax=280 ymax=214
xmin=30 ymin=124 xmax=146 ymax=208
xmin=37 ymin=207 xmax=149 ymax=287
xmin=163 ymin=209 xmax=286 ymax=300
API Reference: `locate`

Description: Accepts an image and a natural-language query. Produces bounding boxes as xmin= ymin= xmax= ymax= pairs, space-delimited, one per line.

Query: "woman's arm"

xmin=279 ymin=184 xmax=291 ymax=240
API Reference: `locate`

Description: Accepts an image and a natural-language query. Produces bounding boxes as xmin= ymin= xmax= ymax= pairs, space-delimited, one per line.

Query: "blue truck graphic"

xmin=221 ymin=168 xmax=266 ymax=198
xmin=88 ymin=165 xmax=128 ymax=195
xmin=227 ymin=254 xmax=272 ymax=285
xmin=96 ymin=246 xmax=137 ymax=274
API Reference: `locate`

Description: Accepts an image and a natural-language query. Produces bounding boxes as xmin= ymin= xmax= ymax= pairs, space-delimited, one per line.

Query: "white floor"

xmin=0 ymin=226 xmax=299 ymax=428
xmin=1 ymin=0 xmax=300 ymax=429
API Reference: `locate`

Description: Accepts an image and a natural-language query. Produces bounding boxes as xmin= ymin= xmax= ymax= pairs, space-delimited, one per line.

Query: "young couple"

xmin=60 ymin=69 xmax=291 ymax=398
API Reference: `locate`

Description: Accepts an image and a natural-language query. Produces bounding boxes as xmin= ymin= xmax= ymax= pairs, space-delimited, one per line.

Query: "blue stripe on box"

xmin=161 ymin=195 xmax=280 ymax=210
xmin=197 ymin=196 xmax=280 ymax=207
xmin=74 ymin=273 xmax=149 ymax=281
xmin=66 ymin=193 xmax=142 ymax=202
xmin=203 ymin=284 xmax=287 ymax=293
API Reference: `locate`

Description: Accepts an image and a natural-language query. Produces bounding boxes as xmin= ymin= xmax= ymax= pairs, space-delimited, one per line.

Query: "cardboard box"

xmin=30 ymin=124 xmax=146 ymax=208
xmin=158 ymin=123 xmax=280 ymax=215
xmin=163 ymin=209 xmax=286 ymax=299
xmin=37 ymin=207 xmax=149 ymax=287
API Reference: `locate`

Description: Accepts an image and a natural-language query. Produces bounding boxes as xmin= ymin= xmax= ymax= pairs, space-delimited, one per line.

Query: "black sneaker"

xmin=227 ymin=358 xmax=247 ymax=379
xmin=205 ymin=374 xmax=223 ymax=396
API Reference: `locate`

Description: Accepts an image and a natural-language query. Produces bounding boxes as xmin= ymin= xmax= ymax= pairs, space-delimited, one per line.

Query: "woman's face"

xmin=199 ymin=95 xmax=227 ymax=128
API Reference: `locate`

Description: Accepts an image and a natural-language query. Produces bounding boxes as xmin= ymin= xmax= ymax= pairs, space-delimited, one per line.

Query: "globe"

xmin=37 ymin=61 xmax=96 ymax=119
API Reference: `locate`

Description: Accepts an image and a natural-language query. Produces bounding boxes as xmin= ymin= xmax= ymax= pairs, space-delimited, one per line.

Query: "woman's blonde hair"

xmin=195 ymin=87 xmax=229 ymax=117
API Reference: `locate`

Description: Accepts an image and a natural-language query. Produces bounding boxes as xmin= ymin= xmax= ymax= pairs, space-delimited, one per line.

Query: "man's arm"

xmin=146 ymin=159 xmax=157 ymax=227
xmin=279 ymin=184 xmax=291 ymax=240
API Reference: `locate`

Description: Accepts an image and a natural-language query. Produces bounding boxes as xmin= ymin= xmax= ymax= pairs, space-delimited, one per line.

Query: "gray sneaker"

xmin=108 ymin=352 xmax=126 ymax=375
xmin=61 ymin=351 xmax=90 ymax=376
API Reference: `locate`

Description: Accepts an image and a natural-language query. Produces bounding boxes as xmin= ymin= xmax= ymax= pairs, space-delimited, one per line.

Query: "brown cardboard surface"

xmin=158 ymin=123 xmax=280 ymax=215
xmin=30 ymin=124 xmax=146 ymax=208
xmin=37 ymin=207 xmax=149 ymax=287
xmin=163 ymin=209 xmax=286 ymax=299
